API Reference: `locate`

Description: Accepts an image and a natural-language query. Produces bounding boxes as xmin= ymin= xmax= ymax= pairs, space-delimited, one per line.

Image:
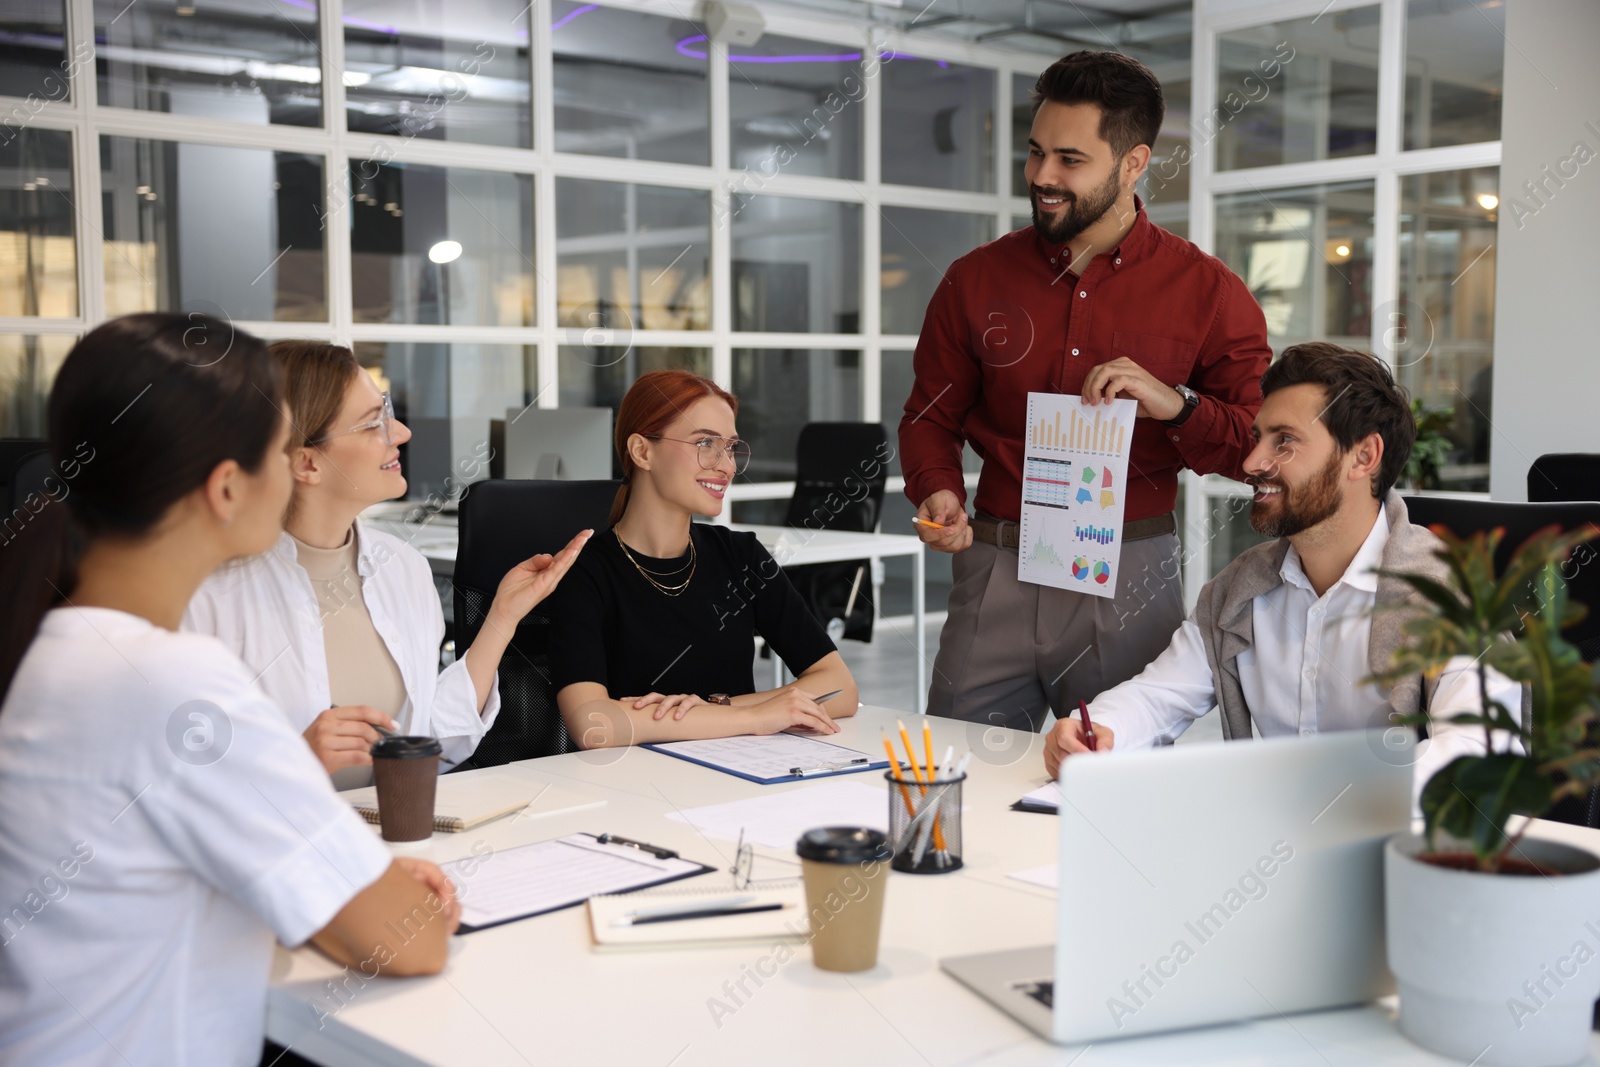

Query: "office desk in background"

xmin=266 ymin=706 xmax=1600 ymax=1067
xmin=361 ymin=506 xmax=930 ymax=714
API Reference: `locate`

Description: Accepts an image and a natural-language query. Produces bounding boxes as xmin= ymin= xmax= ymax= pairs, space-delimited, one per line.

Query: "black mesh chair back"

xmin=1403 ymin=495 xmax=1600 ymax=826
xmin=451 ymin=478 xmax=620 ymax=769
xmin=1 ymin=439 xmax=48 ymax=511
xmin=781 ymin=422 xmax=889 ymax=643
xmin=1528 ymin=453 xmax=1600 ymax=503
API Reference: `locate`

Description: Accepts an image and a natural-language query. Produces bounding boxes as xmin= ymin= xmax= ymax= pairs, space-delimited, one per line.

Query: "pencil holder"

xmin=885 ymin=771 xmax=965 ymax=874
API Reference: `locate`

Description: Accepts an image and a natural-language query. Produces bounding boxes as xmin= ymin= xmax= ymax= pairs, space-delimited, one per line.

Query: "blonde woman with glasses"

xmin=544 ymin=369 xmax=858 ymax=749
xmin=185 ymin=341 xmax=588 ymax=786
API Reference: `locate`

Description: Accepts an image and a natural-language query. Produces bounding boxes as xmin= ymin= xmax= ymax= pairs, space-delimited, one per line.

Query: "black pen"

xmin=594 ymin=833 xmax=678 ymax=860
xmin=788 ymin=757 xmax=869 ymax=777
xmin=622 ymin=903 xmax=788 ymax=927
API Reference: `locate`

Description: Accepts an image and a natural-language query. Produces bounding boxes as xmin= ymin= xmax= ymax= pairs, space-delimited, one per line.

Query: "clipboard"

xmin=641 ymin=734 xmax=891 ymax=785
xmin=442 ymin=832 xmax=714 ymax=933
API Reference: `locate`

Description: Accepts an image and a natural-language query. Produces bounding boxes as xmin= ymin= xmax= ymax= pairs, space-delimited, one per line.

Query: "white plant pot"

xmin=1386 ymin=833 xmax=1600 ymax=1066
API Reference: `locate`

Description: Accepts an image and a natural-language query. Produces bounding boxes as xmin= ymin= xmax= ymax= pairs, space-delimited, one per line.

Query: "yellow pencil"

xmin=896 ymin=720 xmax=927 ymax=789
xmin=882 ymin=733 xmax=917 ymax=815
xmin=922 ymin=719 xmax=936 ymax=781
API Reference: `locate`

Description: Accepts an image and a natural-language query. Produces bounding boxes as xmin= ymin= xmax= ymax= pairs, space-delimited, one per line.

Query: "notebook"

xmin=587 ymin=881 xmax=808 ymax=952
xmin=1011 ymin=781 xmax=1061 ymax=814
xmin=341 ymin=773 xmax=604 ymax=833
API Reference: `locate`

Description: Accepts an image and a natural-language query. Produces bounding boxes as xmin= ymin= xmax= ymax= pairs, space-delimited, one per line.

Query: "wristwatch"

xmin=706 ymin=693 xmax=733 ymax=706
xmin=1162 ymin=384 xmax=1201 ymax=427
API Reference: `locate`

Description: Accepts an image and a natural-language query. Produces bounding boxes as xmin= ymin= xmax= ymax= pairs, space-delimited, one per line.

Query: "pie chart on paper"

xmin=1092 ymin=560 xmax=1111 ymax=584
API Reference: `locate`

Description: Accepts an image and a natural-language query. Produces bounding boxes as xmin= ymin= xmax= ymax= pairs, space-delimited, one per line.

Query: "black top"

xmin=545 ymin=524 xmax=837 ymax=699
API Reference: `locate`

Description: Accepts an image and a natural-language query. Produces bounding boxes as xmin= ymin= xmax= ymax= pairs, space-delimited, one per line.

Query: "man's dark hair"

xmin=1031 ymin=51 xmax=1165 ymax=160
xmin=1260 ymin=342 xmax=1416 ymax=499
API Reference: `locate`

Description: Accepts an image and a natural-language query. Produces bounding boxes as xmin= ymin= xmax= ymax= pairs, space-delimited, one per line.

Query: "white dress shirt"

xmin=1090 ymin=510 xmax=1520 ymax=797
xmin=0 ymin=607 xmax=391 ymax=1066
xmin=184 ymin=521 xmax=500 ymax=771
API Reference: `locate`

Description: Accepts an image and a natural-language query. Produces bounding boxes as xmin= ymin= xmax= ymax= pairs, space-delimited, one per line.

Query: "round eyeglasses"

xmin=311 ymin=392 xmax=395 ymax=447
xmin=644 ymin=434 xmax=751 ymax=475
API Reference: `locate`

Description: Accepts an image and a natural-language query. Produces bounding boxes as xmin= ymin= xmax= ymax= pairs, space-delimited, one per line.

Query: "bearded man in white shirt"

xmin=1045 ymin=342 xmax=1518 ymax=784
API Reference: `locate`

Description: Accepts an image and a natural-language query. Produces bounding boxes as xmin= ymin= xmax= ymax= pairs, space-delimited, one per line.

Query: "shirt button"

xmin=1171 ymin=434 xmax=1180 ymax=441
xmin=1071 ymin=347 xmax=1080 ymax=356
xmin=1300 ymin=727 xmax=1316 ymax=736
xmin=1115 ymin=257 xmax=1122 ymax=265
xmin=1309 ymin=605 xmax=1323 ymax=617
xmin=1304 ymin=667 xmax=1317 ymax=679
xmin=1079 ymin=291 xmax=1088 ymax=298
xmin=1050 ymin=257 xmax=1057 ymax=264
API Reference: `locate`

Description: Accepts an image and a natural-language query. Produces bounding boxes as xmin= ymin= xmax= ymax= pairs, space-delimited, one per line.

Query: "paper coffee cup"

xmin=371 ymin=736 xmax=442 ymax=842
xmin=796 ymin=826 xmax=892 ymax=972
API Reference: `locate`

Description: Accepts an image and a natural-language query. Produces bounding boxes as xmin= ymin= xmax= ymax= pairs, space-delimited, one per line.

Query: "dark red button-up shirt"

xmin=899 ymin=204 xmax=1271 ymax=524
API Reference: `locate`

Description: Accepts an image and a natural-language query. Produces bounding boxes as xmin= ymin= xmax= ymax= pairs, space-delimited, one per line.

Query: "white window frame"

xmin=1184 ymin=0 xmax=1500 ymax=607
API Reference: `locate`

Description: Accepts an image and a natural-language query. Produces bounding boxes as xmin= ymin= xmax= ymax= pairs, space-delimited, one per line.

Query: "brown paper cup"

xmin=371 ymin=736 xmax=441 ymax=842
xmin=796 ymin=827 xmax=892 ymax=973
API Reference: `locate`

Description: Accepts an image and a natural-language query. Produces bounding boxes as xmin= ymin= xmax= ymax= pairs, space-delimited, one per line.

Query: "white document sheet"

xmin=664 ymin=779 xmax=889 ymax=850
xmin=441 ymin=834 xmax=705 ymax=930
xmin=645 ymin=734 xmax=885 ymax=784
xmin=1017 ymin=393 xmax=1137 ymax=597
xmin=1007 ymin=863 xmax=1059 ymax=891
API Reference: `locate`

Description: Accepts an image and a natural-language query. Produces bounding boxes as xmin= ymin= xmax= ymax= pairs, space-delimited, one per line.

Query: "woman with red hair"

xmin=546 ymin=369 xmax=859 ymax=748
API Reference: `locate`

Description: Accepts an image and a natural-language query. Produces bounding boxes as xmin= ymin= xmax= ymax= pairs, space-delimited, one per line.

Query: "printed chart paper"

xmin=1018 ymin=393 xmax=1136 ymax=598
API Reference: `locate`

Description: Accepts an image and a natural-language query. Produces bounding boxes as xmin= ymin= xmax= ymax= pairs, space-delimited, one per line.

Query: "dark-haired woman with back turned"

xmin=0 ymin=315 xmax=458 ymax=1067
xmin=544 ymin=369 xmax=860 ymax=748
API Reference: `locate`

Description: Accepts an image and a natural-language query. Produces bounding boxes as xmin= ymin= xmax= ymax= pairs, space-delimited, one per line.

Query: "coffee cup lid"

xmin=796 ymin=826 xmax=891 ymax=864
xmin=371 ymin=735 xmax=443 ymax=760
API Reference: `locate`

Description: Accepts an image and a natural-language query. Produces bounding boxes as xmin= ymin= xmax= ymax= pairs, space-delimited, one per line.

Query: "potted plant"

xmin=1402 ymin=400 xmax=1455 ymax=491
xmin=1373 ymin=525 xmax=1600 ymax=1066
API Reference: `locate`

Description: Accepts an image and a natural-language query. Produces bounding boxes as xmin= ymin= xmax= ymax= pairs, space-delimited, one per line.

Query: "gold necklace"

xmin=614 ymin=530 xmax=696 ymax=596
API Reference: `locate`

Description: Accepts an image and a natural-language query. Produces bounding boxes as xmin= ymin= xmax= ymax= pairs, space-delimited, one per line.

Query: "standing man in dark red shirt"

xmin=900 ymin=51 xmax=1271 ymax=732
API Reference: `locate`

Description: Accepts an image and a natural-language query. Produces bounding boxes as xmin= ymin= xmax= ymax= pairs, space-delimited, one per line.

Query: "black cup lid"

xmin=371 ymin=735 xmax=443 ymax=759
xmin=796 ymin=826 xmax=891 ymax=864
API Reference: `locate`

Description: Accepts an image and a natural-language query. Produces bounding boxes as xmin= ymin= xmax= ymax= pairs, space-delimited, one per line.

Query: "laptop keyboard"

xmin=1018 ymin=980 xmax=1054 ymax=1009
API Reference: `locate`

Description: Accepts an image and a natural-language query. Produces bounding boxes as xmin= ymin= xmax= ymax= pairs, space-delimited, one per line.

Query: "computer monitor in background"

xmin=501 ymin=406 xmax=613 ymax=481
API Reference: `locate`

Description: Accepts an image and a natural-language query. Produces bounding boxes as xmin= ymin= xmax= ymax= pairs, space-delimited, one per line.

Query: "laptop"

xmin=942 ymin=730 xmax=1412 ymax=1044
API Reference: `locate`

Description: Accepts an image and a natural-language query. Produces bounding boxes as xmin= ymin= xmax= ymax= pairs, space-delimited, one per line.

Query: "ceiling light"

xmin=1477 ymin=193 xmax=1499 ymax=211
xmin=428 ymin=240 xmax=463 ymax=264
xmin=1335 ymin=244 xmax=1350 ymax=257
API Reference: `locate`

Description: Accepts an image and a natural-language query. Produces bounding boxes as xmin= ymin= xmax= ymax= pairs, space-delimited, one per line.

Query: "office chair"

xmin=1403 ymin=495 xmax=1600 ymax=827
xmin=450 ymin=478 xmax=620 ymax=769
xmin=781 ymin=423 xmax=889 ymax=644
xmin=0 ymin=438 xmax=49 ymax=511
xmin=1528 ymin=453 xmax=1600 ymax=503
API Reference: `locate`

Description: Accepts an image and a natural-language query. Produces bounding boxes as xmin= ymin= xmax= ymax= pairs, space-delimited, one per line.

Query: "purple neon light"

xmin=275 ymin=0 xmax=398 ymax=36
xmin=551 ymin=4 xmax=600 ymax=32
xmin=673 ymin=34 xmax=945 ymax=67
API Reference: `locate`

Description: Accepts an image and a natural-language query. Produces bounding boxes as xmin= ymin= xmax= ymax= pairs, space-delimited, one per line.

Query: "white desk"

xmin=360 ymin=506 xmax=930 ymax=714
xmin=266 ymin=707 xmax=1600 ymax=1066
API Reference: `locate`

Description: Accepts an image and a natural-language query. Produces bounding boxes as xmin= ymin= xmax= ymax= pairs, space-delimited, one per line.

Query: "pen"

xmin=595 ymin=833 xmax=679 ymax=860
xmin=621 ymin=895 xmax=753 ymax=922
xmin=1078 ymin=699 xmax=1098 ymax=752
xmin=789 ymin=758 xmax=868 ymax=777
xmin=617 ymin=903 xmax=789 ymax=927
xmin=911 ymin=517 xmax=946 ymax=530
xmin=814 ymin=689 xmax=844 ymax=704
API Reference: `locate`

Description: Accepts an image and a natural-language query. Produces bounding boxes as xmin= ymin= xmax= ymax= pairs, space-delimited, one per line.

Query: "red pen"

xmin=1078 ymin=699 xmax=1098 ymax=752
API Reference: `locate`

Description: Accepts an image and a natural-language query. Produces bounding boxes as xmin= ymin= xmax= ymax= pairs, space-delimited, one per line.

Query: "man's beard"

xmin=1032 ymin=164 xmax=1123 ymax=246
xmin=1248 ymin=450 xmax=1345 ymax=538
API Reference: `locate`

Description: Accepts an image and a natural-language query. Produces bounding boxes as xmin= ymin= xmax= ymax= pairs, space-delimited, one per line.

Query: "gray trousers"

xmin=927 ymin=533 xmax=1185 ymax=732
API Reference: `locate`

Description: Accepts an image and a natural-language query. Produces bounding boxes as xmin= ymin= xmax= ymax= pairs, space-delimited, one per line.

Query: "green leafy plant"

xmin=1372 ymin=525 xmax=1600 ymax=872
xmin=1404 ymin=400 xmax=1455 ymax=491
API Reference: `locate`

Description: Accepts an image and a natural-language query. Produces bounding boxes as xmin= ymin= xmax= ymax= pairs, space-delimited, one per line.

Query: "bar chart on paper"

xmin=1018 ymin=393 xmax=1135 ymax=598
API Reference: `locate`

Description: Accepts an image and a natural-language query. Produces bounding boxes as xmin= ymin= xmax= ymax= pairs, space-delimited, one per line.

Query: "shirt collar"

xmin=1033 ymin=194 xmax=1151 ymax=272
xmin=273 ymin=522 xmax=379 ymax=578
xmin=1279 ymin=506 xmax=1390 ymax=596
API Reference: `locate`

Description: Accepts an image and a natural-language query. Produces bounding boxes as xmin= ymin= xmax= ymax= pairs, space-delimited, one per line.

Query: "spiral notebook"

xmin=586 ymin=881 xmax=808 ymax=951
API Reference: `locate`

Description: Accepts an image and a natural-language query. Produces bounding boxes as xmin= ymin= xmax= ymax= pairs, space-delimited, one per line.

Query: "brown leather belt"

xmin=971 ymin=511 xmax=1176 ymax=550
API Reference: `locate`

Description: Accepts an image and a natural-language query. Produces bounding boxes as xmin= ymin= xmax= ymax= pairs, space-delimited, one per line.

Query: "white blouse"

xmin=184 ymin=521 xmax=500 ymax=771
xmin=0 ymin=607 xmax=392 ymax=1066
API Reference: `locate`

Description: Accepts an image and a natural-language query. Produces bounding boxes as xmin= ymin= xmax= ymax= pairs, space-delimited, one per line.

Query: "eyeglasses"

xmin=729 ymin=829 xmax=801 ymax=889
xmin=645 ymin=434 xmax=752 ymax=475
xmin=311 ymin=392 xmax=395 ymax=447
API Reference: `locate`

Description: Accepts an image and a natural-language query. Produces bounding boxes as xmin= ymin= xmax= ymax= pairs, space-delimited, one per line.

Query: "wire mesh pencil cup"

xmin=886 ymin=770 xmax=965 ymax=874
